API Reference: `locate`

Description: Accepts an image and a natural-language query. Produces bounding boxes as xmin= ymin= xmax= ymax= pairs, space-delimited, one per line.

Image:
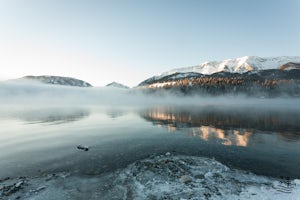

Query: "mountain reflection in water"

xmin=141 ymin=106 xmax=300 ymax=147
xmin=190 ymin=126 xmax=252 ymax=147
xmin=7 ymin=107 xmax=90 ymax=125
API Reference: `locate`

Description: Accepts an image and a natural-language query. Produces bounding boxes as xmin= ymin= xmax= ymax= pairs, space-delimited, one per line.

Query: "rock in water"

xmin=77 ymin=145 xmax=89 ymax=151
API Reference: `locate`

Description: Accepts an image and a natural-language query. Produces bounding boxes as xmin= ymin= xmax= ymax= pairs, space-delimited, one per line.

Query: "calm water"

xmin=1 ymin=104 xmax=300 ymax=199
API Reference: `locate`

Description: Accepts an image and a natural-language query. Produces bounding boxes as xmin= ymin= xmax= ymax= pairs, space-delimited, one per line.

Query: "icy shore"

xmin=1 ymin=154 xmax=299 ymax=200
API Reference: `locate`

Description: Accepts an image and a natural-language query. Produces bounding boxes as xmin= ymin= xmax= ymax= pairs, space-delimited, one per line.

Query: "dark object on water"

xmin=77 ymin=145 xmax=89 ymax=151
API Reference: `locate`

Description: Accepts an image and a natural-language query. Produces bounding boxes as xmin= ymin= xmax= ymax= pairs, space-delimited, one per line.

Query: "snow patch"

xmin=148 ymin=81 xmax=176 ymax=88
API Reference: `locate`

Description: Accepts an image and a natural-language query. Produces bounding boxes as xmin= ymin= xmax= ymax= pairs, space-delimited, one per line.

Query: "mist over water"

xmin=1 ymin=80 xmax=300 ymax=109
xmin=1 ymin=81 xmax=300 ymax=199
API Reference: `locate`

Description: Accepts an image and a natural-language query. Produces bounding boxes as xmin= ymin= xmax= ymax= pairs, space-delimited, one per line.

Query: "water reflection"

xmin=190 ymin=126 xmax=252 ymax=147
xmin=16 ymin=107 xmax=90 ymax=125
xmin=140 ymin=106 xmax=300 ymax=147
xmin=106 ymin=109 xmax=125 ymax=119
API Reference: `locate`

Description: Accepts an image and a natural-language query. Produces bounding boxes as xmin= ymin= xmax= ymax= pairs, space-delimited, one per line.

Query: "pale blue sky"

xmin=0 ymin=0 xmax=299 ymax=86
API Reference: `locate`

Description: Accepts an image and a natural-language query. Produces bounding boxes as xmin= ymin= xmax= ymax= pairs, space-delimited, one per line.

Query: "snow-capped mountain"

xmin=20 ymin=75 xmax=92 ymax=87
xmin=106 ymin=82 xmax=129 ymax=89
xmin=147 ymin=56 xmax=300 ymax=83
xmin=138 ymin=56 xmax=300 ymax=97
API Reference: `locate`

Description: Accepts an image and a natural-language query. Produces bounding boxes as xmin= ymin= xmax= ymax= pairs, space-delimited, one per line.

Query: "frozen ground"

xmin=1 ymin=154 xmax=299 ymax=200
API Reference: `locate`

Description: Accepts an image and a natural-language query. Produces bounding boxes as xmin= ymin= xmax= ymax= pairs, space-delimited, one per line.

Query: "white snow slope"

xmin=158 ymin=56 xmax=300 ymax=79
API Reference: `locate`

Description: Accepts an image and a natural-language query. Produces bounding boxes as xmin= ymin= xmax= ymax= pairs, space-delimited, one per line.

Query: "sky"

xmin=0 ymin=0 xmax=299 ymax=87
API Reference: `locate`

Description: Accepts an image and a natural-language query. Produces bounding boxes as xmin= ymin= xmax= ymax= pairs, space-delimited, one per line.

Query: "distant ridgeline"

xmin=105 ymin=81 xmax=129 ymax=89
xmin=22 ymin=75 xmax=92 ymax=87
xmin=138 ymin=57 xmax=300 ymax=97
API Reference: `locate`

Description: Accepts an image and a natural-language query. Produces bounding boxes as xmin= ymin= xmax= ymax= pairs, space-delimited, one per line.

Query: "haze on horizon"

xmin=0 ymin=0 xmax=299 ymax=87
xmin=0 ymin=79 xmax=299 ymax=111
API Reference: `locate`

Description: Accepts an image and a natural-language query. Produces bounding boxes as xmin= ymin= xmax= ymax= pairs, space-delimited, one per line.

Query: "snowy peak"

xmin=21 ymin=75 xmax=92 ymax=87
xmin=105 ymin=82 xmax=129 ymax=89
xmin=138 ymin=56 xmax=300 ymax=88
xmin=158 ymin=56 xmax=300 ymax=78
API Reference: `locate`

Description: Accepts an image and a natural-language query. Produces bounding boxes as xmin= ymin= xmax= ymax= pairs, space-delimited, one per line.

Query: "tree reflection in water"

xmin=140 ymin=106 xmax=300 ymax=147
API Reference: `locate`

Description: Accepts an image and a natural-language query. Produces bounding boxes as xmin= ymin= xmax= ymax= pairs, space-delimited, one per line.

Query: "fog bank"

xmin=0 ymin=81 xmax=299 ymax=111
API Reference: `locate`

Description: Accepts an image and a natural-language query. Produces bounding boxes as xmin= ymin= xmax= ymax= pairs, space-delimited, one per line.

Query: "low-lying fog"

xmin=1 ymin=80 xmax=299 ymax=111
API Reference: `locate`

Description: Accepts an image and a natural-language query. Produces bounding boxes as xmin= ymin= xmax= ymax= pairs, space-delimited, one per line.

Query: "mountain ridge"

xmin=19 ymin=75 xmax=92 ymax=87
xmin=106 ymin=81 xmax=129 ymax=89
xmin=139 ymin=56 xmax=300 ymax=87
xmin=140 ymin=56 xmax=300 ymax=86
xmin=138 ymin=56 xmax=300 ymax=97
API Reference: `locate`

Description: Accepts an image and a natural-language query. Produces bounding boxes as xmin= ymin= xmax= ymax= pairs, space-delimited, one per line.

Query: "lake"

xmin=1 ymin=101 xmax=300 ymax=199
